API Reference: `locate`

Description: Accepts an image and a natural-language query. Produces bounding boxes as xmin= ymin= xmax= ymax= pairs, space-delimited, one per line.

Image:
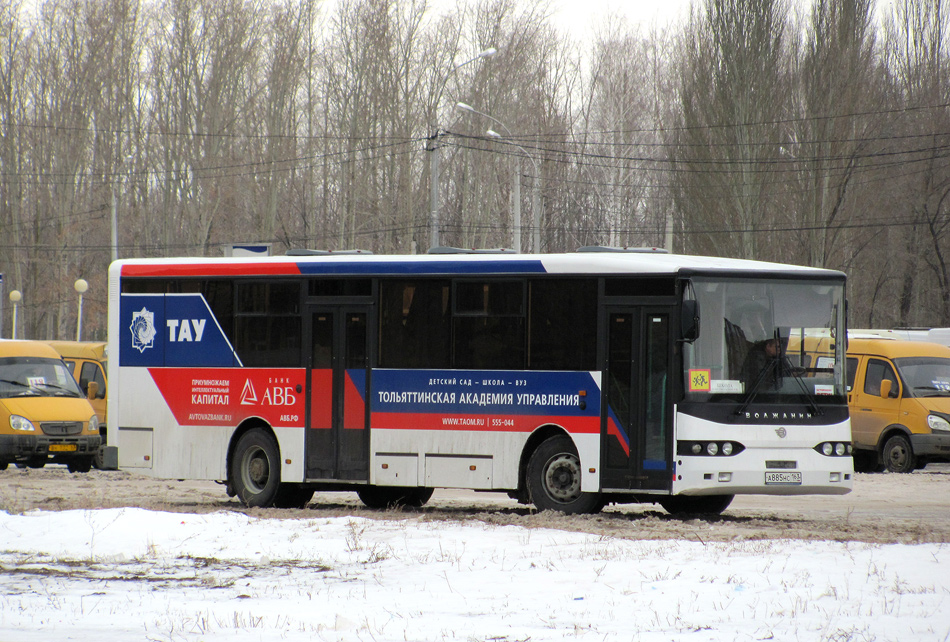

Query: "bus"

xmin=105 ymin=249 xmax=853 ymax=514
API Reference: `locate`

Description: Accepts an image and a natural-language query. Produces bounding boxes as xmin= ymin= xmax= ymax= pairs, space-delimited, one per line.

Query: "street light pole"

xmin=457 ymin=102 xmax=541 ymax=253
xmin=74 ymin=279 xmax=88 ymax=341
xmin=9 ymin=290 xmax=21 ymax=340
xmin=428 ymin=47 xmax=496 ymax=250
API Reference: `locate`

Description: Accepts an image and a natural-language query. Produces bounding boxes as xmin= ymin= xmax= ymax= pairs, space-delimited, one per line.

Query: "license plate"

xmin=49 ymin=444 xmax=77 ymax=452
xmin=765 ymin=471 xmax=802 ymax=485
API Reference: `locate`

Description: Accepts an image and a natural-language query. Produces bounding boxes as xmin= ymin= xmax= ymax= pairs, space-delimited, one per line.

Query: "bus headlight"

xmin=10 ymin=415 xmax=35 ymax=432
xmin=678 ymin=441 xmax=745 ymax=456
xmin=815 ymin=442 xmax=852 ymax=457
xmin=88 ymin=415 xmax=99 ymax=434
xmin=927 ymin=414 xmax=950 ymax=433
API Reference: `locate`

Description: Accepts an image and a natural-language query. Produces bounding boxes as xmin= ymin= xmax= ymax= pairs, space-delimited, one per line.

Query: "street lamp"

xmin=74 ymin=279 xmax=88 ymax=341
xmin=9 ymin=290 xmax=21 ymax=339
xmin=428 ymin=47 xmax=497 ymax=250
xmin=456 ymin=102 xmax=542 ymax=253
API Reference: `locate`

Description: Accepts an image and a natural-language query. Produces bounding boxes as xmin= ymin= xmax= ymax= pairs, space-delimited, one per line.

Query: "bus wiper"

xmin=735 ymin=359 xmax=823 ymax=417
xmin=735 ymin=361 xmax=774 ymax=416
xmin=788 ymin=367 xmax=823 ymax=416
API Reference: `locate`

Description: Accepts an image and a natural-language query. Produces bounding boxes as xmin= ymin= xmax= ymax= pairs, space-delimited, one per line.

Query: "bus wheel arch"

xmin=515 ymin=425 xmax=568 ymax=504
xmin=227 ymin=420 xmax=282 ymax=507
xmin=524 ymin=429 xmax=603 ymax=515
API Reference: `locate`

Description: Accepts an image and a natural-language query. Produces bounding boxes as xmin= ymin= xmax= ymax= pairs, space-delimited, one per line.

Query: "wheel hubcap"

xmin=242 ymin=446 xmax=270 ymax=492
xmin=543 ymin=453 xmax=581 ymax=503
xmin=888 ymin=445 xmax=907 ymax=469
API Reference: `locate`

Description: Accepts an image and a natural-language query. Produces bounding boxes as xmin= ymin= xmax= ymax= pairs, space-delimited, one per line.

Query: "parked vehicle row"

xmin=2 ymin=331 xmax=949 ymax=477
xmin=0 ymin=340 xmax=101 ymax=472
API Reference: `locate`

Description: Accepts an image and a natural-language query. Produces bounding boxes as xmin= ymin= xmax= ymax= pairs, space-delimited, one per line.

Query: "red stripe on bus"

xmin=122 ymin=262 xmax=302 ymax=277
xmin=371 ymin=411 xmax=600 ymax=434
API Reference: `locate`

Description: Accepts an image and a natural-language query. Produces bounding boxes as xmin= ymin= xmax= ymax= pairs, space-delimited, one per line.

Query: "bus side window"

xmin=379 ymin=280 xmax=450 ymax=369
xmin=528 ymin=279 xmax=597 ymax=371
xmin=453 ymin=281 xmax=525 ymax=370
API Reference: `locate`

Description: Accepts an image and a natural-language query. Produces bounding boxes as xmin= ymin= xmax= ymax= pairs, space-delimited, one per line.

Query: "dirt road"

xmin=2 ymin=464 xmax=947 ymax=544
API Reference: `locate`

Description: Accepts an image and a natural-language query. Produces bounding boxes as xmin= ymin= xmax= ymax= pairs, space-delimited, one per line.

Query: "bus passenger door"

xmin=306 ymin=308 xmax=370 ymax=481
xmin=601 ymin=308 xmax=673 ymax=492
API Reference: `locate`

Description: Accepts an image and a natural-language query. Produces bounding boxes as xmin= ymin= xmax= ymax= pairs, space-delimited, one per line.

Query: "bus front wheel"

xmin=526 ymin=435 xmax=603 ymax=515
xmin=230 ymin=429 xmax=282 ymax=507
xmin=658 ymin=494 xmax=734 ymax=516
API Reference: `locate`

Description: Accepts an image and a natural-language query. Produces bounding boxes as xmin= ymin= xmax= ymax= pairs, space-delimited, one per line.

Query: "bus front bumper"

xmin=673 ymin=451 xmax=853 ymax=496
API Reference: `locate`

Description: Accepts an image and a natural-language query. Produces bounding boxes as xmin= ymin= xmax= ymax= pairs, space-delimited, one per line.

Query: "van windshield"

xmin=0 ymin=357 xmax=83 ymax=399
xmin=894 ymin=357 xmax=950 ymax=397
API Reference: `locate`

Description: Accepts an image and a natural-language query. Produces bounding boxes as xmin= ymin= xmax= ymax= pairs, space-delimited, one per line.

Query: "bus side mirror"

xmin=87 ymin=381 xmax=99 ymax=401
xmin=681 ymin=300 xmax=700 ymax=343
xmin=879 ymin=379 xmax=892 ymax=399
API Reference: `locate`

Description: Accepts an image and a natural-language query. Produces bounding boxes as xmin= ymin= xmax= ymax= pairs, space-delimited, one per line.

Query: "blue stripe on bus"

xmin=294 ymin=260 xmax=547 ymax=275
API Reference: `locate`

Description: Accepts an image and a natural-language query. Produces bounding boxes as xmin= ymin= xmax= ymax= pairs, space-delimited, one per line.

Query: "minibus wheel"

xmin=66 ymin=457 xmax=93 ymax=473
xmin=230 ymin=428 xmax=281 ymax=507
xmin=882 ymin=434 xmax=916 ymax=473
xmin=526 ymin=435 xmax=603 ymax=514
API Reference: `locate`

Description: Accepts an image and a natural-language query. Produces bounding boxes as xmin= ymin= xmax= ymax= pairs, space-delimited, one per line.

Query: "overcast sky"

xmin=550 ymin=0 xmax=693 ymax=37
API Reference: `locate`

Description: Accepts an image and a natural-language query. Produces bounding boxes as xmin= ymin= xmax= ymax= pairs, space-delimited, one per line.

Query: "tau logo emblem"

xmin=775 ymin=427 xmax=787 ymax=438
xmin=130 ymin=307 xmax=157 ymax=353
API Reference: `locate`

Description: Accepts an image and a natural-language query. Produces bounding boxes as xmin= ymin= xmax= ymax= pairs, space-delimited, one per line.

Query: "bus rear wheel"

xmin=357 ymin=486 xmax=434 ymax=509
xmin=230 ymin=429 xmax=281 ymax=507
xmin=526 ymin=435 xmax=603 ymax=514
xmin=657 ymin=494 xmax=734 ymax=516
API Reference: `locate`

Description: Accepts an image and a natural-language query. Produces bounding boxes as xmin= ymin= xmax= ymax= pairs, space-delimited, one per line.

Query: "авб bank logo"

xmin=130 ymin=307 xmax=158 ymax=353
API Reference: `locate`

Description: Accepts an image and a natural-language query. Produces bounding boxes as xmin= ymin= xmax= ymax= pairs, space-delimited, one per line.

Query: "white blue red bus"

xmin=105 ymin=249 xmax=853 ymax=514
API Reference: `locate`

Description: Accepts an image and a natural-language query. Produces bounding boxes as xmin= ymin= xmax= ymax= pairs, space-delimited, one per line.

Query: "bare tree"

xmin=672 ymin=0 xmax=791 ymax=260
xmin=883 ymin=0 xmax=950 ymax=326
xmin=786 ymin=0 xmax=879 ymax=270
xmin=0 ymin=0 xmax=29 ymax=327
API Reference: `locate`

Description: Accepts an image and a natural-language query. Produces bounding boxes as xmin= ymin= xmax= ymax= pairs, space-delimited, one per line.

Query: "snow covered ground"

xmin=0 ymin=507 xmax=947 ymax=641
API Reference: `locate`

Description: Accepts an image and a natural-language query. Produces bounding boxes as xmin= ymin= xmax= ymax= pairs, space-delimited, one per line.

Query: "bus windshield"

xmin=0 ymin=357 xmax=84 ymax=399
xmin=683 ymin=278 xmax=846 ymax=404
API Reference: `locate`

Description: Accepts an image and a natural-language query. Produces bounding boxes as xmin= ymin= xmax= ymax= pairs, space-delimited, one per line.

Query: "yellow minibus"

xmin=0 ymin=340 xmax=101 ymax=472
xmin=847 ymin=338 xmax=950 ymax=472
